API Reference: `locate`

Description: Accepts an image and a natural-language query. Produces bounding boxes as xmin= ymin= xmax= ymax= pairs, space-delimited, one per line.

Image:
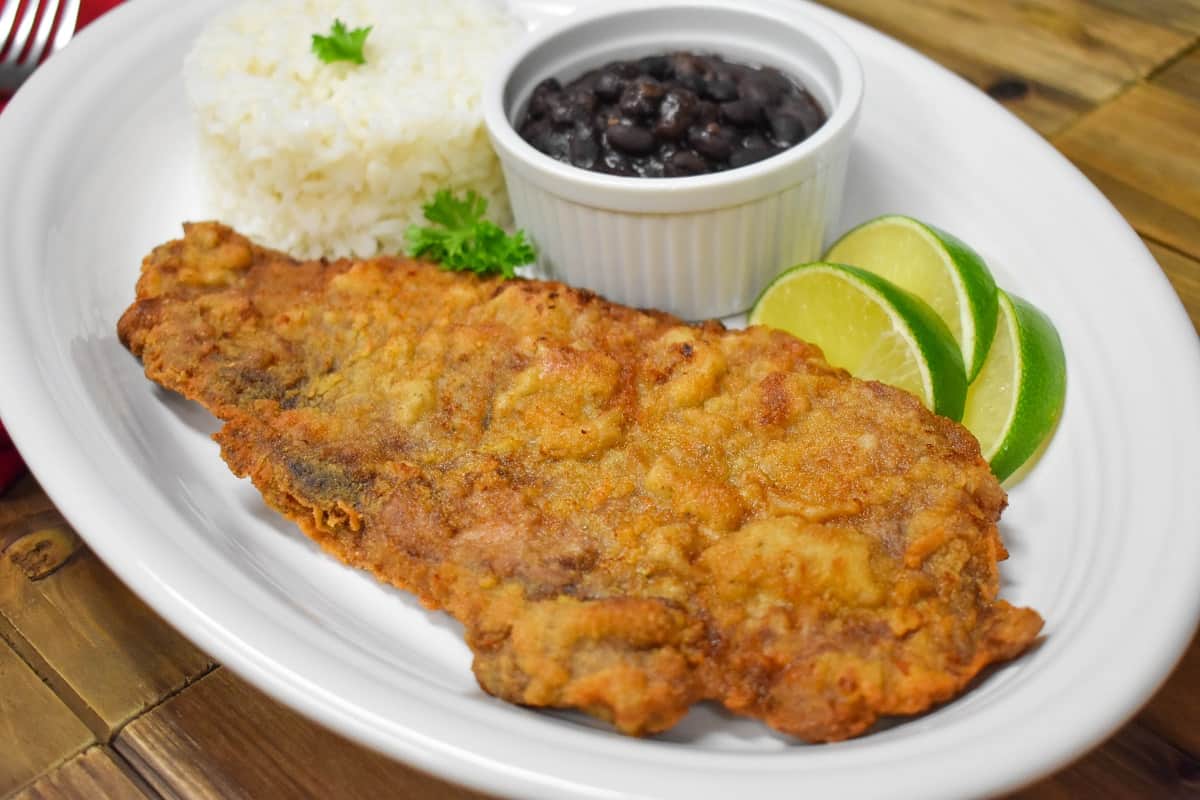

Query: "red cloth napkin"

xmin=0 ymin=423 xmax=23 ymax=492
xmin=0 ymin=0 xmax=124 ymax=492
xmin=78 ymin=0 xmax=124 ymax=28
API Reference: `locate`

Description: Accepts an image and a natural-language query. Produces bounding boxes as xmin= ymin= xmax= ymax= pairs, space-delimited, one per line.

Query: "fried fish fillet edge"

xmin=117 ymin=222 xmax=1044 ymax=741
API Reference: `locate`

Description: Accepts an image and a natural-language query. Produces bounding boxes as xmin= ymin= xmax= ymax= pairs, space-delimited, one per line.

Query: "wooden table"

xmin=3 ymin=1 xmax=1200 ymax=798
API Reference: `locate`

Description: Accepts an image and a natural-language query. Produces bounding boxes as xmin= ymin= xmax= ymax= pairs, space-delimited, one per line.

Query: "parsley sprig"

xmin=311 ymin=19 xmax=372 ymax=65
xmin=406 ymin=191 xmax=535 ymax=279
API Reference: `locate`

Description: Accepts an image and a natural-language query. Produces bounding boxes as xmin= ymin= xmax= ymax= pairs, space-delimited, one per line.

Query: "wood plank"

xmin=116 ymin=668 xmax=491 ymax=800
xmin=0 ymin=474 xmax=59 ymax=535
xmin=11 ymin=747 xmax=152 ymax=800
xmin=820 ymin=0 xmax=1194 ymax=107
xmin=816 ymin=4 xmax=1087 ymax=137
xmin=886 ymin=43 xmax=1093 ymax=138
xmin=1055 ymin=83 xmax=1200 ymax=261
xmin=0 ymin=638 xmax=93 ymax=797
xmin=1088 ymin=0 xmax=1200 ymax=35
xmin=1010 ymin=720 xmax=1200 ymax=798
xmin=1140 ymin=629 xmax=1200 ymax=760
xmin=0 ymin=479 xmax=214 ymax=740
xmin=1153 ymin=45 xmax=1200 ymax=100
xmin=1146 ymin=239 xmax=1200 ymax=332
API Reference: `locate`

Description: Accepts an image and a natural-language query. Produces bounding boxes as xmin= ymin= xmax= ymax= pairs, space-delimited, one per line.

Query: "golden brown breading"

xmin=118 ymin=222 xmax=1043 ymax=740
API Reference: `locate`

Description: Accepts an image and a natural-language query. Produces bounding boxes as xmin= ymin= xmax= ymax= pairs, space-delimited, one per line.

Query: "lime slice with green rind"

xmin=749 ymin=262 xmax=968 ymax=420
xmin=825 ymin=215 xmax=999 ymax=383
xmin=961 ymin=290 xmax=1066 ymax=484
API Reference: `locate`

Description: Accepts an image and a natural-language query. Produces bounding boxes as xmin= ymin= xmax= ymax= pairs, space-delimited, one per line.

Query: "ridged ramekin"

xmin=483 ymin=0 xmax=863 ymax=320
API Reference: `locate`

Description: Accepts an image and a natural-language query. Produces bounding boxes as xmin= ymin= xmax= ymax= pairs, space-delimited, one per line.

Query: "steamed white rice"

xmin=184 ymin=0 xmax=523 ymax=258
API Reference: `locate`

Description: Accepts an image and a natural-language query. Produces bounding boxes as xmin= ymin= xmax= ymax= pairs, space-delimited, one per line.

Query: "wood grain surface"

xmin=1010 ymin=722 xmax=1200 ymax=798
xmin=1157 ymin=45 xmax=1200 ymax=96
xmin=11 ymin=748 xmax=151 ymax=800
xmin=115 ymin=670 xmax=487 ymax=800
xmin=1141 ymin=630 xmax=1200 ymax=760
xmin=0 ymin=637 xmax=93 ymax=796
xmin=1057 ymin=83 xmax=1200 ymax=260
xmin=1146 ymin=240 xmax=1200 ymax=332
xmin=0 ymin=482 xmax=214 ymax=743
xmin=3 ymin=2 xmax=1200 ymax=799
xmin=821 ymin=0 xmax=1200 ymax=135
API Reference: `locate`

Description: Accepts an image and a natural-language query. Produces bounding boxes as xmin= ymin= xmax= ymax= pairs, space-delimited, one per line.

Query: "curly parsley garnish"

xmin=406 ymin=190 xmax=535 ymax=279
xmin=311 ymin=19 xmax=372 ymax=65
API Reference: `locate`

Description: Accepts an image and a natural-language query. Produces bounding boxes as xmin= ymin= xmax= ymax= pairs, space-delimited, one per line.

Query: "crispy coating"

xmin=118 ymin=222 xmax=1043 ymax=740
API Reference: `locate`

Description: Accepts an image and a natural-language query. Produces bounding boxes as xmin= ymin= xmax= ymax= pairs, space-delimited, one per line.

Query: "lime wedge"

xmin=961 ymin=291 xmax=1066 ymax=484
xmin=749 ymin=262 xmax=968 ymax=420
xmin=825 ymin=215 xmax=999 ymax=382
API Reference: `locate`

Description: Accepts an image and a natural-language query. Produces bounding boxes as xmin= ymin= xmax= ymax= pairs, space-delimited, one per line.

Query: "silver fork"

xmin=0 ymin=0 xmax=80 ymax=95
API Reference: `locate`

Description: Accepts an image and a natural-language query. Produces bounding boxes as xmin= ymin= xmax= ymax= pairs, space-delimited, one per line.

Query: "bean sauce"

xmin=517 ymin=52 xmax=827 ymax=178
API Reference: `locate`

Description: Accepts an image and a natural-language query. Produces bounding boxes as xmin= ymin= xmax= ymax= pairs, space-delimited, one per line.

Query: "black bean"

xmin=568 ymin=87 xmax=597 ymax=115
xmin=742 ymin=132 xmax=769 ymax=150
xmin=665 ymin=149 xmax=709 ymax=177
xmin=758 ymin=67 xmax=793 ymax=95
xmin=638 ymin=55 xmax=672 ymax=80
xmin=516 ymin=50 xmax=826 ymax=178
xmin=720 ymin=98 xmax=763 ymax=126
xmin=701 ymin=78 xmax=738 ymax=102
xmin=694 ymin=100 xmax=720 ymax=125
xmin=675 ymin=73 xmax=704 ymax=94
xmin=653 ymin=88 xmax=697 ymax=140
xmin=569 ymin=129 xmax=599 ymax=169
xmin=573 ymin=69 xmax=600 ymax=90
xmin=537 ymin=128 xmax=572 ymax=160
xmin=784 ymin=92 xmax=826 ymax=136
xmin=527 ymin=78 xmax=561 ymax=119
xmin=738 ymin=75 xmax=781 ymax=107
xmin=638 ymin=158 xmax=666 ymax=178
xmin=767 ymin=93 xmax=826 ymax=146
xmin=618 ymin=78 xmax=665 ymax=118
xmin=519 ymin=117 xmax=550 ymax=142
xmin=671 ymin=52 xmax=704 ymax=79
xmin=594 ymin=71 xmax=624 ymax=102
xmin=729 ymin=146 xmax=777 ymax=168
xmin=610 ymin=60 xmax=641 ymax=79
xmin=600 ymin=150 xmax=637 ymax=176
xmin=606 ymin=123 xmax=656 ymax=156
xmin=547 ymin=93 xmax=577 ymax=127
xmin=688 ymin=125 xmax=734 ymax=161
xmin=767 ymin=108 xmax=807 ymax=145
xmin=713 ymin=67 xmax=737 ymax=85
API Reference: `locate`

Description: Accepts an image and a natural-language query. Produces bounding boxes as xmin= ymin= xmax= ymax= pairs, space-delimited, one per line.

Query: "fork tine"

xmin=0 ymin=0 xmax=22 ymax=56
xmin=51 ymin=0 xmax=77 ymax=53
xmin=23 ymin=0 xmax=60 ymax=66
xmin=2 ymin=0 xmax=39 ymax=66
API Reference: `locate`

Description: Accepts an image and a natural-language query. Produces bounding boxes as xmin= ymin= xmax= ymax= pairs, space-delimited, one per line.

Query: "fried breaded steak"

xmin=118 ymin=222 xmax=1043 ymax=740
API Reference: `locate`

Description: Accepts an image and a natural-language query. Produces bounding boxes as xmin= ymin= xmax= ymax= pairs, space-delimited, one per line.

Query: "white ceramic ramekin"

xmin=484 ymin=0 xmax=863 ymax=320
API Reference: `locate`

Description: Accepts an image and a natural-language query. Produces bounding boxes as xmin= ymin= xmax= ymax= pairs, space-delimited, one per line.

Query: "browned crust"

xmin=118 ymin=222 xmax=1043 ymax=740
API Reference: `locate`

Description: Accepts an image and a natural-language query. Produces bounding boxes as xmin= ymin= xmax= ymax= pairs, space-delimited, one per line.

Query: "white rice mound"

xmin=183 ymin=0 xmax=523 ymax=259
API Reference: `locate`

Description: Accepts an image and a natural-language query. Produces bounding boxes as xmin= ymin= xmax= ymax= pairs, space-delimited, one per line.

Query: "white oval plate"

xmin=2 ymin=1 xmax=1199 ymax=798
